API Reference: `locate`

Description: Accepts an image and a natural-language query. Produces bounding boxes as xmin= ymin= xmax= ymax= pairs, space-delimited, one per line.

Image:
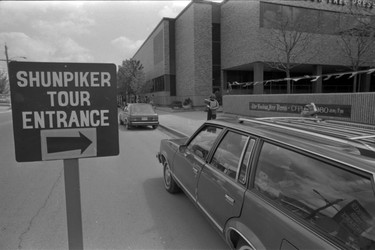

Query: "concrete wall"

xmin=192 ymin=3 xmax=213 ymax=105
xmin=175 ymin=2 xmax=213 ymax=107
xmin=223 ymin=93 xmax=375 ymax=125
xmin=175 ymin=5 xmax=196 ymax=99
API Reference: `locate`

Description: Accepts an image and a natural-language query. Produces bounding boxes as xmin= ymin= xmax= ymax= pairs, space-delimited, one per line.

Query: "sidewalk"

xmin=155 ymin=106 xmax=240 ymax=138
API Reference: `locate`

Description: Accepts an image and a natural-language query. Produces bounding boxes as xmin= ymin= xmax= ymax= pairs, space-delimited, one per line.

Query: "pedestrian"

xmin=204 ymin=94 xmax=219 ymax=120
xmin=301 ymin=102 xmax=318 ymax=118
xmin=150 ymin=94 xmax=155 ymax=107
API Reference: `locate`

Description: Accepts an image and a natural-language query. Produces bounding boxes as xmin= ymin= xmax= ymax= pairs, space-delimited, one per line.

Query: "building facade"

xmin=132 ymin=0 xmax=375 ymax=107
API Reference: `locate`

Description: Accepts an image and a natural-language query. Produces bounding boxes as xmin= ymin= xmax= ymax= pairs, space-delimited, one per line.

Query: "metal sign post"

xmin=64 ymin=159 xmax=83 ymax=250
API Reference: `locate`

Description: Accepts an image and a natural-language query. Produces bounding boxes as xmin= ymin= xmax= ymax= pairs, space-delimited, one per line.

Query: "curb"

xmin=158 ymin=113 xmax=242 ymax=139
xmin=158 ymin=124 xmax=189 ymax=138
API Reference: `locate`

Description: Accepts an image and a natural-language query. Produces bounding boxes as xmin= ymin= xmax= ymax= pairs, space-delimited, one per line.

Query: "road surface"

xmin=0 ymin=109 xmax=227 ymax=249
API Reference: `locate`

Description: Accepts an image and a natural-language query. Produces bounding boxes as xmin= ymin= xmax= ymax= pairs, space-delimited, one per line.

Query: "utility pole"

xmin=0 ymin=43 xmax=26 ymax=77
xmin=0 ymin=43 xmax=26 ymax=95
xmin=4 ymin=43 xmax=10 ymax=78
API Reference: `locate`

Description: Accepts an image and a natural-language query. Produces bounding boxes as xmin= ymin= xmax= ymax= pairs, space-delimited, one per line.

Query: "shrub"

xmin=183 ymin=98 xmax=192 ymax=106
xmin=170 ymin=101 xmax=182 ymax=109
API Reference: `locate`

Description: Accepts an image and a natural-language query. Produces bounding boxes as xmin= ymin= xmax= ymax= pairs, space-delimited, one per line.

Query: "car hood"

xmin=168 ymin=137 xmax=189 ymax=145
xmin=131 ymin=113 xmax=157 ymax=116
xmin=160 ymin=137 xmax=189 ymax=152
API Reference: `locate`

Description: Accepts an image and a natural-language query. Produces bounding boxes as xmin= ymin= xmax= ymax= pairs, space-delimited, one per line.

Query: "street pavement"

xmin=156 ymin=106 xmax=240 ymax=138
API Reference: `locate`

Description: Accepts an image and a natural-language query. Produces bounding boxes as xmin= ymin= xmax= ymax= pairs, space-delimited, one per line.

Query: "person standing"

xmin=204 ymin=94 xmax=219 ymax=120
xmin=301 ymin=102 xmax=318 ymax=118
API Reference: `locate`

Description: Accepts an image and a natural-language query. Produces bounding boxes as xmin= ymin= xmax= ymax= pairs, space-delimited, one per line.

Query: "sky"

xmin=0 ymin=1 xmax=192 ymax=73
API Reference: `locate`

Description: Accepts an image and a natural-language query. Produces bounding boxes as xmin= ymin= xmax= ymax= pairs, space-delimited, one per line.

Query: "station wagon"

xmin=157 ymin=117 xmax=375 ymax=250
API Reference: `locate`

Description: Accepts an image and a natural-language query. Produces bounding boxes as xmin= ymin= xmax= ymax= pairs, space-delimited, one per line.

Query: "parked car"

xmin=156 ymin=117 xmax=375 ymax=250
xmin=119 ymin=103 xmax=158 ymax=129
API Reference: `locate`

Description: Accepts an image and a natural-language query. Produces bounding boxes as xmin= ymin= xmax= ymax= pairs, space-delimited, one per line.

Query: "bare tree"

xmin=0 ymin=69 xmax=9 ymax=95
xmin=337 ymin=6 xmax=375 ymax=92
xmin=261 ymin=9 xmax=315 ymax=94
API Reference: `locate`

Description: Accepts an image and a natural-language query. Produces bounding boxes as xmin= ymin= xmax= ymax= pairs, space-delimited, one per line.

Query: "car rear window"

xmin=254 ymin=142 xmax=375 ymax=250
xmin=130 ymin=104 xmax=155 ymax=114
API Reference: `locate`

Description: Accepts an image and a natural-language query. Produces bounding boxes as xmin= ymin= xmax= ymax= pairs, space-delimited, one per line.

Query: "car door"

xmin=196 ymin=130 xmax=256 ymax=232
xmin=172 ymin=125 xmax=223 ymax=201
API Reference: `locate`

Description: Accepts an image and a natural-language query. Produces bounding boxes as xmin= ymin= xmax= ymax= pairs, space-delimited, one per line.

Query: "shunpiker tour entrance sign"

xmin=9 ymin=61 xmax=119 ymax=162
xmin=9 ymin=61 xmax=119 ymax=250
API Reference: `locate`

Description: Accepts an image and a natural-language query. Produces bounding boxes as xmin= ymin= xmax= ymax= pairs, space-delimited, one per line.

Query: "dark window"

xmin=187 ymin=126 xmax=223 ymax=160
xmin=254 ymin=142 xmax=375 ymax=250
xmin=213 ymin=66 xmax=221 ymax=87
xmin=212 ymin=42 xmax=221 ymax=66
xmin=320 ymin=10 xmax=341 ymax=35
xmin=260 ymin=2 xmax=371 ymax=36
xmin=260 ymin=1 xmax=282 ymax=28
xmin=169 ymin=75 xmax=176 ymax=96
xmin=292 ymin=6 xmax=320 ymax=33
xmin=212 ymin=23 xmax=221 ymax=88
xmin=211 ymin=131 xmax=248 ymax=180
xmin=212 ymin=23 xmax=220 ymax=42
xmin=153 ymin=75 xmax=165 ymax=92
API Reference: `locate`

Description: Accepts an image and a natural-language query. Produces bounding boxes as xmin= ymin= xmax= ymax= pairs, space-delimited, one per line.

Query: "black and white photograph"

xmin=0 ymin=0 xmax=375 ymax=249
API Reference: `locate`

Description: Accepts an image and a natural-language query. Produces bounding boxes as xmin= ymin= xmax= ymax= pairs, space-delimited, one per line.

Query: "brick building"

xmin=132 ymin=0 xmax=375 ymax=107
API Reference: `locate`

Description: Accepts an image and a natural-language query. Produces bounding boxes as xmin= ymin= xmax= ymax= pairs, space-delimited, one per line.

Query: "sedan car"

xmin=119 ymin=103 xmax=158 ymax=129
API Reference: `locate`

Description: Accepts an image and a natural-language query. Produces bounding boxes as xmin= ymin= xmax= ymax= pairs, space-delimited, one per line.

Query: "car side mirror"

xmin=179 ymin=145 xmax=187 ymax=153
xmin=195 ymin=150 xmax=204 ymax=159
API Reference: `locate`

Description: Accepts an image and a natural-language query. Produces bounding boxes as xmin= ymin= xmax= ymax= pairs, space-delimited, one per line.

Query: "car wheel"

xmin=236 ymin=239 xmax=253 ymax=250
xmin=152 ymin=125 xmax=158 ymax=129
xmin=163 ymin=160 xmax=180 ymax=194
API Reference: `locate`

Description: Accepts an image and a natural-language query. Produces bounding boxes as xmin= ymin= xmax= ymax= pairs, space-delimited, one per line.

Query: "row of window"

xmin=260 ymin=2 xmax=375 ymax=35
xmin=148 ymin=75 xmax=176 ymax=96
xmin=187 ymin=125 xmax=375 ymax=250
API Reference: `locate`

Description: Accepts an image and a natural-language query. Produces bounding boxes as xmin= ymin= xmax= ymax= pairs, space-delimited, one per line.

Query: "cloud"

xmin=158 ymin=2 xmax=189 ymax=18
xmin=0 ymin=32 xmax=93 ymax=63
xmin=0 ymin=32 xmax=53 ymax=61
xmin=111 ymin=36 xmax=144 ymax=57
xmin=0 ymin=1 xmax=95 ymax=65
xmin=33 ymin=17 xmax=95 ymax=38
xmin=54 ymin=38 xmax=94 ymax=62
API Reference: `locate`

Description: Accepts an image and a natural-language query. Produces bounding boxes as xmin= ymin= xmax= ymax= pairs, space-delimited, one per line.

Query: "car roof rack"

xmin=238 ymin=117 xmax=375 ymax=153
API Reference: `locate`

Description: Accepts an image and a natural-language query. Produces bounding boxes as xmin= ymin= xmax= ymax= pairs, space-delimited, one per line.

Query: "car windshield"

xmin=130 ymin=104 xmax=155 ymax=114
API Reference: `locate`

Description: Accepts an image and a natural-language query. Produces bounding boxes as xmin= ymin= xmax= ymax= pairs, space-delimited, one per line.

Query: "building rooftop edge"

xmin=132 ymin=0 xmax=223 ymax=60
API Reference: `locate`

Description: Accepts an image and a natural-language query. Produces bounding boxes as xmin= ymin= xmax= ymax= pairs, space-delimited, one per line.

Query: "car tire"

xmin=236 ymin=239 xmax=253 ymax=250
xmin=152 ymin=125 xmax=158 ymax=129
xmin=163 ymin=160 xmax=180 ymax=194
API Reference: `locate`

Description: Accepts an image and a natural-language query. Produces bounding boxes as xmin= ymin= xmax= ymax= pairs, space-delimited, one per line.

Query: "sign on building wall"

xmin=249 ymin=102 xmax=351 ymax=118
xmin=9 ymin=61 xmax=119 ymax=162
xmin=306 ymin=0 xmax=374 ymax=9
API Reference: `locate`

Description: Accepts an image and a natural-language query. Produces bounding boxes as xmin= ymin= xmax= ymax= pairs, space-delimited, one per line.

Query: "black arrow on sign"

xmin=47 ymin=132 xmax=92 ymax=154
